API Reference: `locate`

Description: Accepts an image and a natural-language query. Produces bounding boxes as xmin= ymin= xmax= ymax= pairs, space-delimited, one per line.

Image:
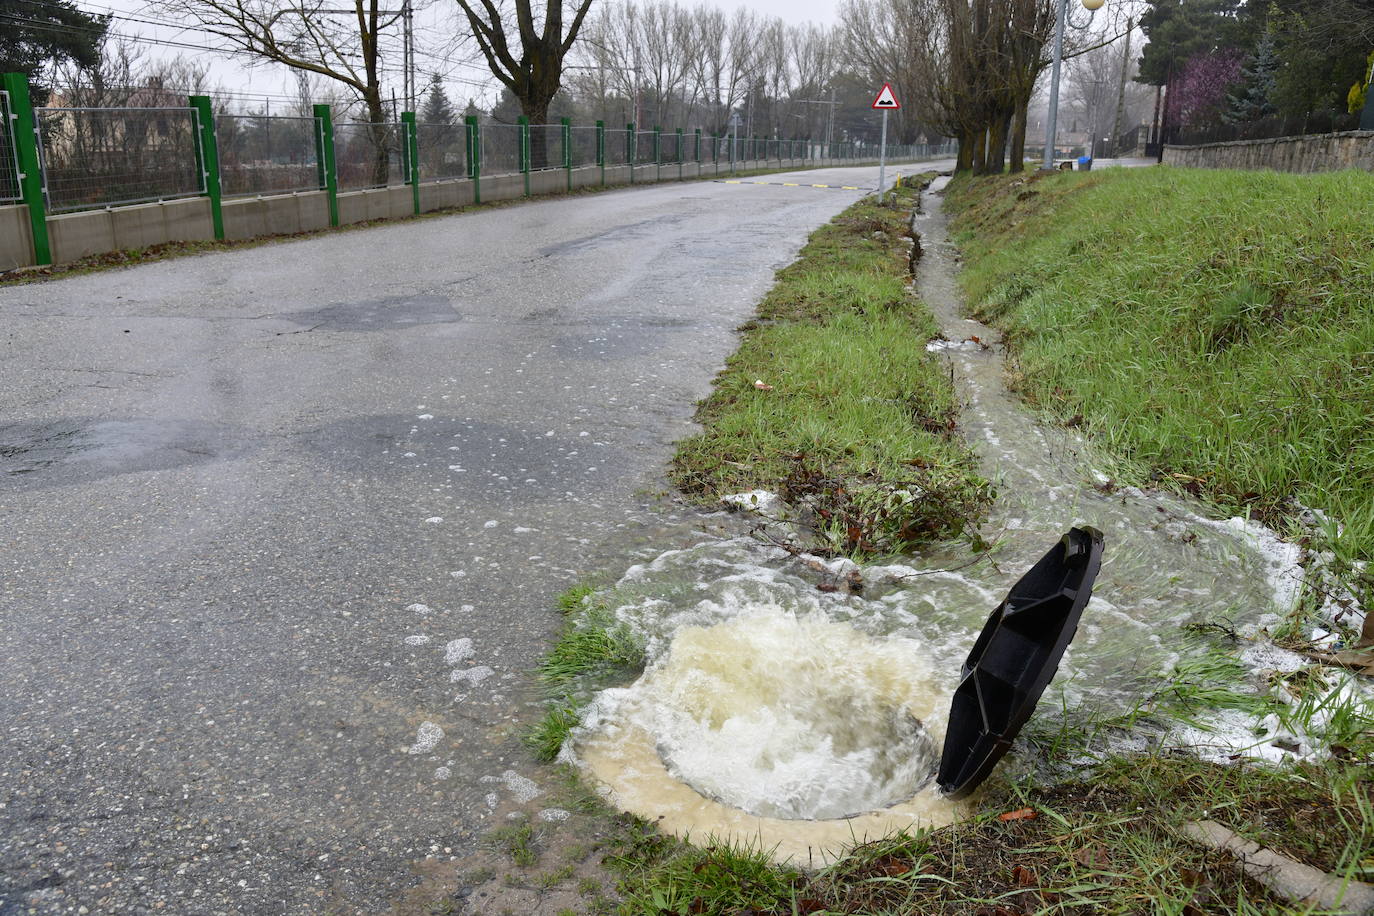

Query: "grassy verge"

xmin=944 ymin=166 xmax=1374 ymax=614
xmin=671 ymin=179 xmax=990 ymax=557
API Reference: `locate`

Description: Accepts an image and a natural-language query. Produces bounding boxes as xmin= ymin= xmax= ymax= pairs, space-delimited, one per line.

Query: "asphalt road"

xmin=0 ymin=163 xmax=943 ymax=914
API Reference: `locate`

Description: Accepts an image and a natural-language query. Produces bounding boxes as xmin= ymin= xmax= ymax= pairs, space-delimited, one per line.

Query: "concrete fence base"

xmin=1163 ymin=130 xmax=1374 ymax=173
xmin=0 ymin=154 xmax=937 ymax=272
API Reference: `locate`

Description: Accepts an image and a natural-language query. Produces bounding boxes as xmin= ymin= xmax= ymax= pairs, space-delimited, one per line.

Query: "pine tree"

xmin=1224 ymin=32 xmax=1279 ymax=123
xmin=421 ymin=74 xmax=456 ymax=126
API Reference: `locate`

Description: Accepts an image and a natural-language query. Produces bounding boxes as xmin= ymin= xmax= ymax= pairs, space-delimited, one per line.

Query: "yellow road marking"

xmin=841 ymin=186 xmax=860 ymax=190
xmin=782 ymin=182 xmax=799 ymax=186
xmin=811 ymin=183 xmax=829 ymax=188
xmin=724 ymin=180 xmax=742 ymax=184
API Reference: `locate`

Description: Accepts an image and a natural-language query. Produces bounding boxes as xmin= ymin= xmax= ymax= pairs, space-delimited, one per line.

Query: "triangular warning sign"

xmin=872 ymin=83 xmax=900 ymax=109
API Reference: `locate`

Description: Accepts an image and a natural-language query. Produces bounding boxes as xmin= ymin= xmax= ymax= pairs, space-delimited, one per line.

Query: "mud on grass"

xmin=671 ymin=180 xmax=991 ymax=558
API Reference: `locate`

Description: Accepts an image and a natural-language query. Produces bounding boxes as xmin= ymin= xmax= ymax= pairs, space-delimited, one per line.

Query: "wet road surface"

xmin=0 ymin=164 xmax=949 ymax=914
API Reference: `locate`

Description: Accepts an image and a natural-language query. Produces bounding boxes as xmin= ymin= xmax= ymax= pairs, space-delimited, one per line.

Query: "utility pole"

xmin=827 ymin=85 xmax=835 ymax=149
xmin=1041 ymin=0 xmax=1069 ymax=169
xmin=403 ymin=0 xmax=414 ymax=112
xmin=1110 ymin=16 xmax=1133 ymax=157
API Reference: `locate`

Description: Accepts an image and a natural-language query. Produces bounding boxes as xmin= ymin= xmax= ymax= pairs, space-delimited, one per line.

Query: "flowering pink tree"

xmin=1167 ymin=49 xmax=1245 ymax=129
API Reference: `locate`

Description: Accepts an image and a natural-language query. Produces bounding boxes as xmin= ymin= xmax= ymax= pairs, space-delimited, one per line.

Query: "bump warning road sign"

xmin=872 ymin=83 xmax=900 ymax=109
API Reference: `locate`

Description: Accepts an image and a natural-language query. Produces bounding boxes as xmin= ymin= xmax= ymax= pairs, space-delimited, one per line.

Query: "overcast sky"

xmin=85 ymin=0 xmax=843 ymax=113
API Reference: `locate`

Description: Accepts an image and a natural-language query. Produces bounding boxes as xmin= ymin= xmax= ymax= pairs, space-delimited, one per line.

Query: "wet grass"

xmin=591 ymin=671 xmax=1373 ymax=914
xmin=671 ymin=180 xmax=991 ymax=558
xmin=525 ymin=583 xmax=646 ymax=763
xmin=945 ymin=166 xmax=1374 ymax=611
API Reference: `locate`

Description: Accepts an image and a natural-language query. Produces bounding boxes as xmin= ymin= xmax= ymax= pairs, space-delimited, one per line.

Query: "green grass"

xmin=671 ymin=180 xmax=992 ymax=558
xmin=946 ymin=166 xmax=1374 ymax=609
xmin=486 ymin=822 xmax=539 ymax=867
xmin=525 ymin=584 xmax=646 ymax=763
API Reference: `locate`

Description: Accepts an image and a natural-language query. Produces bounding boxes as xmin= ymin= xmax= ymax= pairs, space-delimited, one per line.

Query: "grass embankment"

xmin=946 ymin=166 xmax=1374 ymax=615
xmin=671 ymin=179 xmax=990 ymax=557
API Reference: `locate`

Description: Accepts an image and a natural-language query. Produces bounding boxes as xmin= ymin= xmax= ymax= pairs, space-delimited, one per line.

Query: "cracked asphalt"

xmin=0 ymin=164 xmax=941 ymax=914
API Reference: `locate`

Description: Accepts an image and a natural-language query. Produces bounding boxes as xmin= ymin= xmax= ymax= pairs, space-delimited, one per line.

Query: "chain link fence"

xmin=569 ymin=126 xmax=598 ymax=168
xmin=417 ymin=121 xmax=467 ymax=180
xmin=480 ymin=120 xmax=521 ymax=176
xmin=334 ymin=121 xmax=404 ymax=191
xmin=1173 ymin=108 xmax=1359 ymax=146
xmin=660 ymin=132 xmax=681 ymax=164
xmin=635 ymin=130 xmax=657 ymax=164
xmin=216 ymin=113 xmax=319 ymax=198
xmin=527 ymin=124 xmax=562 ymax=171
xmin=1 ymin=90 xmax=21 ymax=202
xmin=35 ymin=106 xmax=203 ymax=211
xmin=604 ymin=128 xmax=630 ymax=165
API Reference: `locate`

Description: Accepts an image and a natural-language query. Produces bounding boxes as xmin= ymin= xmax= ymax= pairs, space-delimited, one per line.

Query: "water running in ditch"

xmin=565 ymin=178 xmax=1324 ymax=864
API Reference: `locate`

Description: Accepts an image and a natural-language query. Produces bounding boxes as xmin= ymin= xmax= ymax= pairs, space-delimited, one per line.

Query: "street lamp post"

xmin=1041 ymin=0 xmax=1104 ymax=171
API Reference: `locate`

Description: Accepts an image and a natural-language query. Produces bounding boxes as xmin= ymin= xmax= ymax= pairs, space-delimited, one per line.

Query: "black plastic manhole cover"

xmin=937 ymin=526 xmax=1104 ymax=799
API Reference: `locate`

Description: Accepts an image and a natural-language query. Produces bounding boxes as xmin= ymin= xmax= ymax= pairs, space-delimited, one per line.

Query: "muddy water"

xmin=567 ymin=181 xmax=1301 ymax=864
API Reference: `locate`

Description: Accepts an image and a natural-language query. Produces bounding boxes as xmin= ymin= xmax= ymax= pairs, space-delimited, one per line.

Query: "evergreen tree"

xmin=420 ymin=73 xmax=455 ymax=125
xmin=0 ymin=0 xmax=109 ymax=104
xmin=1225 ymin=31 xmax=1280 ymax=122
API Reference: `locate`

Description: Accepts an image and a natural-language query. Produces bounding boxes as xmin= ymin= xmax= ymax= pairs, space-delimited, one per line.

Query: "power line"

xmin=2 ymin=10 xmax=499 ymax=94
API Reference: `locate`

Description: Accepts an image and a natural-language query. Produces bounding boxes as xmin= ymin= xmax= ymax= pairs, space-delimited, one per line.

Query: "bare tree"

xmin=451 ymin=0 xmax=596 ymax=165
xmin=156 ymin=0 xmax=404 ymax=182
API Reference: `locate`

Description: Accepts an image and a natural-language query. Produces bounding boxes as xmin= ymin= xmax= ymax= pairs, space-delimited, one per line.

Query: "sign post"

xmin=871 ymin=82 xmax=900 ymax=202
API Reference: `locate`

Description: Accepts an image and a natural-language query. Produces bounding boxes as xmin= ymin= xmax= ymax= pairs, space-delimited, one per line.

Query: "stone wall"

xmin=1163 ymin=130 xmax=1374 ymax=173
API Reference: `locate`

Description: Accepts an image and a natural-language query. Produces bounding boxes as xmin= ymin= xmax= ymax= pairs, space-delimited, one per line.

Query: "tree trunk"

xmin=983 ymin=109 xmax=1011 ymax=174
xmin=518 ymin=49 xmax=563 ymax=170
xmin=1009 ymin=95 xmax=1030 ymax=172
xmin=956 ymin=127 xmax=976 ymax=172
xmin=364 ymin=88 xmax=390 ymax=188
xmin=525 ymin=99 xmax=551 ymax=170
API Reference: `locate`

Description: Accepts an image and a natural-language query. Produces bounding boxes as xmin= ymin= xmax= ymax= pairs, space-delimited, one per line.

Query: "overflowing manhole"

xmin=571 ymin=527 xmax=1105 ymax=864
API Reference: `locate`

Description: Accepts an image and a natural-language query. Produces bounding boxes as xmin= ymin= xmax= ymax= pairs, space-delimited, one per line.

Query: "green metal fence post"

xmin=3 ymin=73 xmax=51 ymax=265
xmin=517 ymin=115 xmax=530 ymax=197
xmin=653 ymin=125 xmax=661 ymax=179
xmin=465 ymin=115 xmax=481 ymax=204
xmin=693 ymin=128 xmax=701 ymax=170
xmin=187 ymin=95 xmax=224 ymax=240
xmin=596 ymin=119 xmax=605 ymax=186
xmin=675 ymin=128 xmax=684 ymax=180
xmin=627 ymin=122 xmax=635 ymax=184
xmin=312 ymin=104 xmax=339 ymax=227
xmin=401 ymin=110 xmax=420 ymax=215
xmin=561 ymin=116 xmax=572 ymax=192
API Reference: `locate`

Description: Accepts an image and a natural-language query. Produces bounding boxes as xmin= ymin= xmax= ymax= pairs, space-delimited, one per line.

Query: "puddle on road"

xmin=562 ymin=180 xmax=1333 ymax=865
